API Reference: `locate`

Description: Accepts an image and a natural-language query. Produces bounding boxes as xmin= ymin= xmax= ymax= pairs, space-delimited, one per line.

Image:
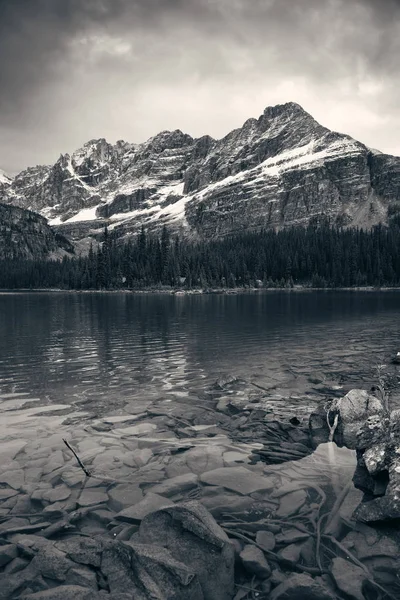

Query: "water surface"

xmin=1 ymin=291 xmax=399 ymax=423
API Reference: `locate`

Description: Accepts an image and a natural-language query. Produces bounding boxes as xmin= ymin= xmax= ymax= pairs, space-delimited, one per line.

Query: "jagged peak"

xmin=262 ymin=101 xmax=308 ymax=118
xmin=81 ymin=137 xmax=109 ymax=148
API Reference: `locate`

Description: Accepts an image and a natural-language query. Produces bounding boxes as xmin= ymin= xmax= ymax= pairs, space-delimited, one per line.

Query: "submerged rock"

xmin=239 ymin=545 xmax=271 ymax=578
xmin=138 ymin=501 xmax=234 ymax=600
xmin=269 ymin=573 xmax=336 ymax=600
xmin=101 ymin=539 xmax=204 ymax=600
xmin=200 ymin=466 xmax=274 ymax=495
xmin=116 ymin=493 xmax=174 ymax=523
xmin=330 ymin=557 xmax=367 ymax=600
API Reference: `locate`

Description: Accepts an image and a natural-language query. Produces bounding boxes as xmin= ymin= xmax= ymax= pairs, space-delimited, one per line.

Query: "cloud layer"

xmin=0 ymin=0 xmax=399 ymax=173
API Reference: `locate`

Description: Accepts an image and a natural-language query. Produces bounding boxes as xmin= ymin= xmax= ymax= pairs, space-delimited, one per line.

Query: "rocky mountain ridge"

xmin=0 ymin=203 xmax=74 ymax=260
xmin=1 ymin=102 xmax=399 ymax=242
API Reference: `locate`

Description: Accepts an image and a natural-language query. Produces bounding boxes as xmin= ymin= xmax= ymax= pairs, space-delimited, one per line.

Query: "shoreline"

xmin=2 ymin=285 xmax=400 ymax=294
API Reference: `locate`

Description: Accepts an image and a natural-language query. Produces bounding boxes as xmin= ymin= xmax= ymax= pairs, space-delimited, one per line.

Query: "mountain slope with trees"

xmin=1 ymin=218 xmax=400 ymax=289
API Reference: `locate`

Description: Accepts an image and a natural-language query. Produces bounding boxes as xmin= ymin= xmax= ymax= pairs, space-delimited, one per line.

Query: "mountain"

xmin=0 ymin=203 xmax=74 ymax=260
xmin=1 ymin=102 xmax=399 ymax=243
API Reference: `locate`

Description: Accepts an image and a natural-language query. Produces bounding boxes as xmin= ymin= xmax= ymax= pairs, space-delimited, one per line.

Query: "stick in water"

xmin=63 ymin=438 xmax=92 ymax=477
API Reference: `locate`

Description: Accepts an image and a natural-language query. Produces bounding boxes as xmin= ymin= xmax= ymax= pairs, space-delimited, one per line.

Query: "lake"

xmin=1 ymin=291 xmax=400 ymax=413
xmin=1 ymin=290 xmax=400 ymax=598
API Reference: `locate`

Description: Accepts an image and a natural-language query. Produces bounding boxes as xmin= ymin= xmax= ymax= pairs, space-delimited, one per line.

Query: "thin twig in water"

xmin=63 ymin=438 xmax=92 ymax=477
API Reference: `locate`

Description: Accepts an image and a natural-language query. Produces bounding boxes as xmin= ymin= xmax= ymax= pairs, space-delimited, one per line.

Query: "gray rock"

xmin=90 ymin=509 xmax=115 ymax=525
xmin=4 ymin=556 xmax=30 ymax=573
xmin=42 ymin=451 xmax=65 ymax=475
xmin=139 ymin=501 xmax=234 ymax=600
xmin=115 ymin=492 xmax=174 ymax=523
xmin=239 ymin=545 xmax=271 ymax=578
xmin=0 ymin=543 xmax=18 ymax=566
xmin=0 ymin=469 xmax=25 ymax=490
xmin=20 ymin=586 xmax=99 ymax=600
xmin=278 ymin=543 xmax=302 ymax=563
xmin=276 ymin=490 xmax=307 ymax=517
xmin=43 ymin=484 xmax=72 ymax=503
xmin=341 ymin=528 xmax=399 ymax=560
xmin=101 ymin=539 xmax=204 ymax=600
xmin=276 ymin=529 xmax=310 ymax=545
xmin=55 ymin=537 xmax=103 ymax=568
xmin=107 ymin=483 xmax=143 ymax=512
xmin=330 ymin=557 xmax=367 ymax=600
xmin=199 ymin=493 xmax=254 ymax=519
xmin=77 ymin=489 xmax=108 ymax=507
xmin=335 ymin=389 xmax=385 ymax=449
xmin=363 ymin=443 xmax=389 ymax=475
xmin=0 ymin=487 xmax=19 ymax=500
xmin=149 ymin=473 xmax=199 ymax=497
xmin=200 ymin=466 xmax=274 ymax=495
xmin=269 ymin=573 xmax=336 ymax=600
xmin=65 ymin=566 xmax=99 ymax=590
xmin=255 ymin=530 xmax=276 ymax=551
xmin=0 ymin=569 xmax=49 ymax=600
xmin=29 ymin=545 xmax=75 ymax=581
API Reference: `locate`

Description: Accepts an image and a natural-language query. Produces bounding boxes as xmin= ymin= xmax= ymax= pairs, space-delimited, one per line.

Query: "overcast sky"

xmin=0 ymin=0 xmax=399 ymax=174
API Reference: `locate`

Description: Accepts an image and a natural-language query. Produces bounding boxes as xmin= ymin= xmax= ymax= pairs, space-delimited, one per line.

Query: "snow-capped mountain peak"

xmin=1 ymin=103 xmax=399 ymax=241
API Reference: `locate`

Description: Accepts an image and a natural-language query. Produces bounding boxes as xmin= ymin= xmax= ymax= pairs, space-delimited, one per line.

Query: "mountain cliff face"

xmin=0 ymin=203 xmax=74 ymax=260
xmin=1 ymin=103 xmax=399 ymax=241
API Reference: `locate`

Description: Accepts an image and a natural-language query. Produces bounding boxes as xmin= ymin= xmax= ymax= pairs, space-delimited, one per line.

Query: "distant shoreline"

xmin=1 ymin=286 xmax=400 ymax=294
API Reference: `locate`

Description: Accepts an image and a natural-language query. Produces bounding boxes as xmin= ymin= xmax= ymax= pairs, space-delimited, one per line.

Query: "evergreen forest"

xmin=1 ymin=218 xmax=400 ymax=290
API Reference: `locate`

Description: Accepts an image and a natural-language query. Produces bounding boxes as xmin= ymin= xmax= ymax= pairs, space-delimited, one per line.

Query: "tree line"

xmin=1 ymin=218 xmax=400 ymax=290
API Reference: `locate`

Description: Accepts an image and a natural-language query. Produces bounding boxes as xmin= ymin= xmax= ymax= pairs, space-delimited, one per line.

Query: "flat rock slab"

xmin=0 ymin=469 xmax=25 ymax=490
xmin=43 ymin=485 xmax=71 ymax=503
xmin=270 ymin=573 xmax=336 ymax=600
xmin=200 ymin=466 xmax=275 ymax=495
xmin=150 ymin=473 xmax=199 ymax=497
xmin=102 ymin=414 xmax=144 ymax=423
xmin=256 ymin=530 xmax=276 ymax=551
xmin=77 ymin=489 xmax=108 ymax=507
xmin=199 ymin=493 xmax=254 ymax=519
xmin=276 ymin=490 xmax=307 ymax=517
xmin=115 ymin=422 xmax=158 ymax=437
xmin=330 ymin=557 xmax=367 ymax=600
xmin=20 ymin=585 xmax=99 ymax=599
xmin=116 ymin=492 xmax=174 ymax=523
xmin=107 ymin=483 xmax=143 ymax=512
xmin=0 ymin=488 xmax=19 ymax=500
xmin=124 ymin=400 xmax=152 ymax=414
xmin=0 ymin=440 xmax=26 ymax=464
xmin=42 ymin=450 xmax=65 ymax=475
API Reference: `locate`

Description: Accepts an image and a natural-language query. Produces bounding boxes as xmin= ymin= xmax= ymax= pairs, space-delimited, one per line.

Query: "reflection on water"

xmin=1 ymin=292 xmax=400 ymax=406
xmin=0 ymin=290 xmax=399 ymax=443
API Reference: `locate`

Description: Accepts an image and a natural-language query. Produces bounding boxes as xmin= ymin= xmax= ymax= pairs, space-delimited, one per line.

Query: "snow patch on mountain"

xmin=0 ymin=169 xmax=12 ymax=185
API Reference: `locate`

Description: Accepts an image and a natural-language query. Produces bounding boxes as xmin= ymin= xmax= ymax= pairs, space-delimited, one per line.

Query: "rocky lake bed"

xmin=1 ymin=370 xmax=400 ymax=600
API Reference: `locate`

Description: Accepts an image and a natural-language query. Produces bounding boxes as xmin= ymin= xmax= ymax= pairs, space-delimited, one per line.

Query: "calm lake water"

xmin=1 ymin=291 xmax=400 ymax=599
xmin=1 ymin=291 xmax=400 ymax=423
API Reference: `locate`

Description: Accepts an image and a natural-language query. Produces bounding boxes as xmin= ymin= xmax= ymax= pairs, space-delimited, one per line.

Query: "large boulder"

xmin=138 ymin=501 xmax=234 ymax=600
xmin=335 ymin=389 xmax=386 ymax=450
xmin=101 ymin=539 xmax=204 ymax=600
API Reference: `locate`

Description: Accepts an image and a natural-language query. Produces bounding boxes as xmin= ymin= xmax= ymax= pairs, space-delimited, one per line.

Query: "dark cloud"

xmin=0 ymin=0 xmax=399 ymax=173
